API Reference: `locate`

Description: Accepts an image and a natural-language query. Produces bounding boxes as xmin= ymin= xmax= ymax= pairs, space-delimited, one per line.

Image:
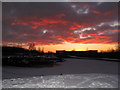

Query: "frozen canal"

xmin=2 ymin=58 xmax=119 ymax=88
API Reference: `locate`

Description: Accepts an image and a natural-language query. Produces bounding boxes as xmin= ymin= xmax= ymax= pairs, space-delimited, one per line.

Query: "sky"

xmin=2 ymin=2 xmax=119 ymax=52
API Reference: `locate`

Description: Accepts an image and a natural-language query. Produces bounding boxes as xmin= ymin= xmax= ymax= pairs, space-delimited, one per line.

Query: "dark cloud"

xmin=2 ymin=2 xmax=119 ymax=45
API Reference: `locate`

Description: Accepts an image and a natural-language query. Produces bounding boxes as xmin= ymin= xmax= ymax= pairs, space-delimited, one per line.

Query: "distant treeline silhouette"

xmin=56 ymin=50 xmax=120 ymax=59
xmin=2 ymin=46 xmax=64 ymax=66
xmin=2 ymin=46 xmax=120 ymax=59
xmin=2 ymin=46 xmax=41 ymax=56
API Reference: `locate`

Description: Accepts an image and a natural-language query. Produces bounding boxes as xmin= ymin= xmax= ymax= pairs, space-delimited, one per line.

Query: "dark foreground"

xmin=2 ymin=58 xmax=118 ymax=79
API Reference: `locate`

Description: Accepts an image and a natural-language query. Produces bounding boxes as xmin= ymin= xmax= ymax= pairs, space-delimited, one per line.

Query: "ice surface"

xmin=3 ymin=58 xmax=118 ymax=79
xmin=2 ymin=74 xmax=118 ymax=88
xmin=2 ymin=58 xmax=118 ymax=88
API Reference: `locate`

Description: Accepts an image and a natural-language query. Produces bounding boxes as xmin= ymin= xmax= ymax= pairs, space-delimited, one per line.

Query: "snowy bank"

xmin=2 ymin=74 xmax=118 ymax=88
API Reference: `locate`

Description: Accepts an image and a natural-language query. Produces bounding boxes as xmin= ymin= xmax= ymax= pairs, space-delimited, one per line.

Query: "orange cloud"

xmin=67 ymin=37 xmax=76 ymax=39
xmin=40 ymin=18 xmax=68 ymax=25
xmin=11 ymin=20 xmax=28 ymax=26
xmin=11 ymin=16 xmax=68 ymax=29
xmin=87 ymin=34 xmax=97 ymax=36
xmin=92 ymin=10 xmax=101 ymax=14
xmin=104 ymin=11 xmax=113 ymax=16
xmin=69 ymin=22 xmax=83 ymax=30
xmin=55 ymin=14 xmax=65 ymax=18
xmin=92 ymin=9 xmax=115 ymax=17
xmin=86 ymin=36 xmax=112 ymax=44
xmin=31 ymin=25 xmax=38 ymax=29
xmin=112 ymin=29 xmax=120 ymax=31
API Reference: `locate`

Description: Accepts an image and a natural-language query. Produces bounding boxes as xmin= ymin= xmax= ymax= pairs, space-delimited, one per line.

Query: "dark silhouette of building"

xmin=56 ymin=50 xmax=97 ymax=54
xmin=56 ymin=50 xmax=98 ymax=57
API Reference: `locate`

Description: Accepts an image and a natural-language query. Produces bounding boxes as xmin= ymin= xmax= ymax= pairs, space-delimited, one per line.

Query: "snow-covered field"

xmin=2 ymin=58 xmax=119 ymax=88
xmin=2 ymin=74 xmax=118 ymax=88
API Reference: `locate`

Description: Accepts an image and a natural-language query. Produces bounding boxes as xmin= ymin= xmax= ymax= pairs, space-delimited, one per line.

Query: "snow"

xmin=2 ymin=58 xmax=119 ymax=88
xmin=2 ymin=74 xmax=118 ymax=88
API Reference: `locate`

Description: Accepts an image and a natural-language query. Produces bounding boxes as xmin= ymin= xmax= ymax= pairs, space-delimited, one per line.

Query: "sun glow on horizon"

xmin=2 ymin=41 xmax=117 ymax=53
xmin=35 ymin=43 xmax=117 ymax=53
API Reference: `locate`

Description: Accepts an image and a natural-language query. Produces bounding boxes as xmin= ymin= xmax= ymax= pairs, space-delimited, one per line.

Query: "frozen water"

xmin=2 ymin=58 xmax=118 ymax=88
xmin=3 ymin=58 xmax=118 ymax=79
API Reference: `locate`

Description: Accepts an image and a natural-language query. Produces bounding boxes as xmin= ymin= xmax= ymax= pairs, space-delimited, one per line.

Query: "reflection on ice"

xmin=2 ymin=74 xmax=118 ymax=88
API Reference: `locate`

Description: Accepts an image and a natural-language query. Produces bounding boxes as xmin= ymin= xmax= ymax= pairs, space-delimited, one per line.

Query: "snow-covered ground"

xmin=2 ymin=74 xmax=118 ymax=88
xmin=2 ymin=58 xmax=119 ymax=88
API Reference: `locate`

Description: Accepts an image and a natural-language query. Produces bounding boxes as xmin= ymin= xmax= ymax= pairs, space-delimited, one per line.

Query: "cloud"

xmin=2 ymin=2 xmax=118 ymax=45
xmin=55 ymin=14 xmax=66 ymax=18
xmin=92 ymin=10 xmax=101 ymax=14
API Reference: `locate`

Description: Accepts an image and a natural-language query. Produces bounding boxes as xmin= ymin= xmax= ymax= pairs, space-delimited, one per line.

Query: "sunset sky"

xmin=2 ymin=2 xmax=119 ymax=52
